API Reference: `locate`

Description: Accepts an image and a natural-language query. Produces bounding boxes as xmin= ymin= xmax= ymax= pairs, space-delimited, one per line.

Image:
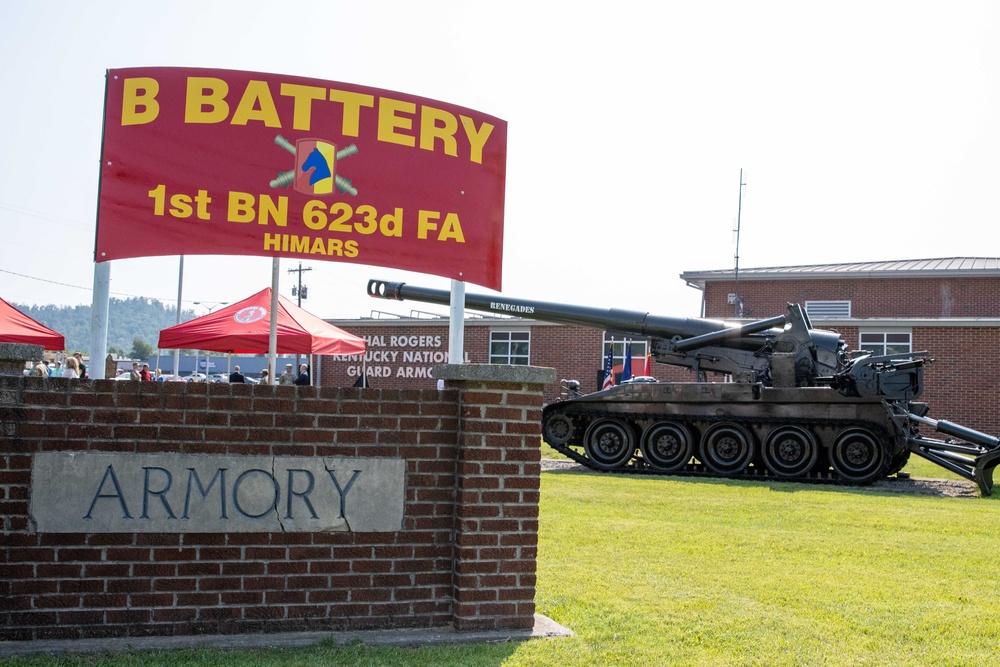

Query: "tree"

xmin=129 ymin=337 xmax=153 ymax=360
xmin=13 ymin=298 xmax=198 ymax=354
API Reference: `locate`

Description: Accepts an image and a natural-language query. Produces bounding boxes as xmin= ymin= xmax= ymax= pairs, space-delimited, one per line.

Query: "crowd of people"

xmin=26 ymin=352 xmax=88 ymax=379
xmin=27 ymin=356 xmax=312 ymax=386
xmin=229 ymin=363 xmax=310 ymax=385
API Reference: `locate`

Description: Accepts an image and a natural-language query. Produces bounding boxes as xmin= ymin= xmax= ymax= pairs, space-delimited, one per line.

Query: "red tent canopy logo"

xmin=234 ymin=306 xmax=268 ymax=324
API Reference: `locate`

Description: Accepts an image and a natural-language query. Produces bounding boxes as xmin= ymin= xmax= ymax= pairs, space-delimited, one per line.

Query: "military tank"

xmin=367 ymin=279 xmax=1000 ymax=495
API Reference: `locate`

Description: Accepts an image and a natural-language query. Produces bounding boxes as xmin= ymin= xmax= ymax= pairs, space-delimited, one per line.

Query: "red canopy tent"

xmin=0 ymin=297 xmax=65 ymax=350
xmin=158 ymin=288 xmax=366 ymax=355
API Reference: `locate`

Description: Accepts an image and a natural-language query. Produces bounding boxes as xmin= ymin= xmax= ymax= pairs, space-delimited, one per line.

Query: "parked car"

xmin=210 ymin=374 xmax=229 ymax=383
xmin=156 ymin=374 xmax=187 ymax=382
xmin=186 ymin=372 xmax=208 ymax=382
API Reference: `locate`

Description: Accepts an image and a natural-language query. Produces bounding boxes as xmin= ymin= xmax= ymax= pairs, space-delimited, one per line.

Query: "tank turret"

xmin=367 ymin=279 xmax=999 ymax=494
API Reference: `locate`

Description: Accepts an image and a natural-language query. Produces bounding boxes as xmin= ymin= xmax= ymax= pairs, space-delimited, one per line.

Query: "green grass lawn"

xmin=527 ymin=473 xmax=1000 ymax=666
xmin=6 ymin=468 xmax=998 ymax=667
xmin=540 ymin=441 xmax=570 ymax=460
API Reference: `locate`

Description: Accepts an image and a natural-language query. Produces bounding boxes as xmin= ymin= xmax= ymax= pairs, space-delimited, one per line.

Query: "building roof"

xmin=681 ymin=257 xmax=1000 ymax=288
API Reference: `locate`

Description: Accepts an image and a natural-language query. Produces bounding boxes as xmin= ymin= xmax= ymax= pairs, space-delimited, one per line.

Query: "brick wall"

xmin=0 ymin=365 xmax=551 ymax=641
xmin=705 ymin=276 xmax=1000 ymax=319
xmin=913 ymin=326 xmax=1000 ymax=433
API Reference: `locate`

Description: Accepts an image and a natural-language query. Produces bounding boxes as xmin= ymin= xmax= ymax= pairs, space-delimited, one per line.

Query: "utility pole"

xmin=287 ymin=263 xmax=312 ymax=373
xmin=733 ymin=168 xmax=746 ymax=319
xmin=287 ymin=263 xmax=312 ymax=306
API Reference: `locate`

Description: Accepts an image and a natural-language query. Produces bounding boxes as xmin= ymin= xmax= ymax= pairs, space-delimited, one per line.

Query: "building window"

xmin=490 ymin=331 xmax=530 ymax=365
xmin=858 ymin=330 xmax=911 ymax=356
xmin=805 ymin=301 xmax=851 ymax=318
xmin=601 ymin=336 xmax=648 ymax=367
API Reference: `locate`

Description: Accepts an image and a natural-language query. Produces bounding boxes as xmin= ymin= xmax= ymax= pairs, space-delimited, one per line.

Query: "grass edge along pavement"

xmin=3 ymin=466 xmax=998 ymax=667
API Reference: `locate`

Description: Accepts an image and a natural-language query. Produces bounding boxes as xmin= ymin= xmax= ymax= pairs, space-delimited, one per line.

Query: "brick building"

xmin=319 ymin=257 xmax=1000 ymax=433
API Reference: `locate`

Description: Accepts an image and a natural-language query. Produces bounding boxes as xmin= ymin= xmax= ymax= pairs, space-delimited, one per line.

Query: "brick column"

xmin=433 ymin=363 xmax=556 ymax=632
xmin=0 ymin=343 xmax=40 ymax=377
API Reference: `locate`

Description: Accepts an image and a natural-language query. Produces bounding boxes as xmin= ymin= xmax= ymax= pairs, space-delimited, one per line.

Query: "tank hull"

xmin=542 ymin=382 xmax=911 ymax=485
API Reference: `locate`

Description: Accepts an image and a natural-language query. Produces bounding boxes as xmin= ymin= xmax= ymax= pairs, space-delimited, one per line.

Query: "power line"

xmin=0 ymin=268 xmax=211 ymax=305
xmin=1 ymin=268 xmax=101 ymax=293
xmin=0 ymin=202 xmax=92 ymax=231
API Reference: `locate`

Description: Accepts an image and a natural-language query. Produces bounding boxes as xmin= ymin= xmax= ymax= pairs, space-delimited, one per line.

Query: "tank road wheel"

xmin=583 ymin=419 xmax=635 ymax=470
xmin=640 ymin=422 xmax=693 ymax=472
xmin=762 ymin=426 xmax=819 ymax=479
xmin=543 ymin=413 xmax=575 ymax=446
xmin=699 ymin=423 xmax=755 ymax=475
xmin=830 ymin=428 xmax=889 ymax=485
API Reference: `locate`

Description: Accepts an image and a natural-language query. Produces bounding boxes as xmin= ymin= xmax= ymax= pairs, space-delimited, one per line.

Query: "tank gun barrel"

xmin=368 ymin=279 xmax=783 ymax=344
xmin=672 ymin=315 xmax=787 ymax=352
xmin=368 ymin=278 xmax=852 ymax=384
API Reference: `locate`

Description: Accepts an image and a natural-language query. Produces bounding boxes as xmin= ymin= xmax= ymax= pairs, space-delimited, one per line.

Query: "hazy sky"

xmin=1 ymin=1 xmax=997 ymax=322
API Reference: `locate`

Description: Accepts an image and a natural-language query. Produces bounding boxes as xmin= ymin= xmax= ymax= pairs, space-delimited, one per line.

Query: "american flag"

xmin=601 ymin=338 xmax=615 ymax=390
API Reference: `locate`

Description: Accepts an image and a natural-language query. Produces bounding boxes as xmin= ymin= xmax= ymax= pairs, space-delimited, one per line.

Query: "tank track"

xmin=543 ymin=407 xmax=908 ymax=487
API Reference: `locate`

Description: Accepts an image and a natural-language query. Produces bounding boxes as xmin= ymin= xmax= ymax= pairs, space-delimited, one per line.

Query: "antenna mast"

xmin=733 ymin=168 xmax=746 ymax=318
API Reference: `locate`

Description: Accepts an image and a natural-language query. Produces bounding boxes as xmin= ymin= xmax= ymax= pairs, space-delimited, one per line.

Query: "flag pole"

xmin=268 ymin=259 xmax=279 ymax=381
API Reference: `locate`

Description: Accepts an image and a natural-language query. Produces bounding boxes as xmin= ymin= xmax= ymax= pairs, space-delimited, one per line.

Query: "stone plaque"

xmin=30 ymin=452 xmax=405 ymax=533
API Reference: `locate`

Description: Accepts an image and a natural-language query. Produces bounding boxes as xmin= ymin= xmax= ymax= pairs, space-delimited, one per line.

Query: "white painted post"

xmin=173 ymin=256 xmax=183 ymax=377
xmin=448 ymin=279 xmax=465 ymax=365
xmin=268 ymin=258 xmax=280 ymax=381
xmin=89 ymin=262 xmax=111 ymax=379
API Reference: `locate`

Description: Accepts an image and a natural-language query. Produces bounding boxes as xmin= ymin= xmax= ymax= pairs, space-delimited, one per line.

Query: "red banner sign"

xmin=96 ymin=68 xmax=507 ymax=290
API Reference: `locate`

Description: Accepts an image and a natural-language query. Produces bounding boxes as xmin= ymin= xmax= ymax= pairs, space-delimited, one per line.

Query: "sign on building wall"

xmin=31 ymin=452 xmax=405 ymax=533
xmin=96 ymin=67 xmax=507 ymax=290
xmin=331 ymin=332 xmax=468 ymax=380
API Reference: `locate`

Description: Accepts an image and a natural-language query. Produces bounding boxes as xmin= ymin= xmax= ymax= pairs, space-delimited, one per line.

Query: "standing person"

xmin=50 ymin=361 xmax=63 ymax=378
xmin=229 ymin=365 xmax=246 ymax=383
xmin=294 ymin=364 xmax=310 ymax=386
xmin=260 ymin=369 xmax=270 ymax=385
xmin=140 ymin=364 xmax=152 ymax=381
xmin=62 ymin=356 xmax=80 ymax=379
xmin=74 ymin=353 xmax=87 ymax=379
xmin=129 ymin=362 xmax=141 ymax=381
xmin=29 ymin=360 xmax=47 ymax=377
xmin=278 ymin=363 xmax=296 ymax=385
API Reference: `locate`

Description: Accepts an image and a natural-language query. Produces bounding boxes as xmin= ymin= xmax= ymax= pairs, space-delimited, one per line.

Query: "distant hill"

xmin=14 ymin=298 xmax=198 ymax=355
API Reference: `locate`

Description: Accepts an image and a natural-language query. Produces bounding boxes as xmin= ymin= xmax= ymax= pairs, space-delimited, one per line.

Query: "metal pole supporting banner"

xmin=448 ymin=279 xmax=465 ymax=365
xmin=89 ymin=262 xmax=111 ymax=379
xmin=268 ymin=258 xmax=280 ymax=381
xmin=89 ymin=72 xmax=112 ymax=381
xmin=173 ymin=256 xmax=183 ymax=376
